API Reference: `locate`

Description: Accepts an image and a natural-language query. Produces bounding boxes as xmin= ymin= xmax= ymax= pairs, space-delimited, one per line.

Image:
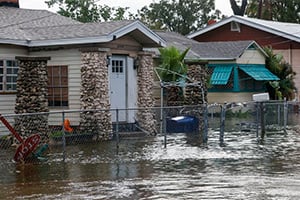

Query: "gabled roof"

xmin=188 ymin=15 xmax=300 ymax=43
xmin=152 ymin=31 xmax=265 ymax=60
xmin=0 ymin=7 xmax=166 ymax=48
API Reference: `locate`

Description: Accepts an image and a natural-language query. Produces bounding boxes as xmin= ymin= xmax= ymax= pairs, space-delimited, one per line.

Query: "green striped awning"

xmin=210 ymin=66 xmax=233 ymax=85
xmin=239 ymin=65 xmax=279 ymax=81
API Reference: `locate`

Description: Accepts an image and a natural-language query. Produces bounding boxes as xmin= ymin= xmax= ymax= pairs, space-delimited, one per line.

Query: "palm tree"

xmin=156 ymin=46 xmax=190 ymax=106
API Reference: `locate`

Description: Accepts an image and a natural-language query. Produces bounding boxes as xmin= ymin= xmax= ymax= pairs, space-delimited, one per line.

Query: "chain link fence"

xmin=0 ymin=101 xmax=298 ymax=164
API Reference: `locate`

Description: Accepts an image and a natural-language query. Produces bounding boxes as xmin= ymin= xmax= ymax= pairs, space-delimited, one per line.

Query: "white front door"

xmin=109 ymin=55 xmax=126 ymax=122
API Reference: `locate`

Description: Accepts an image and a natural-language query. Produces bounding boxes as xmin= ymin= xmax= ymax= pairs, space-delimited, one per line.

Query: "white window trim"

xmin=231 ymin=21 xmax=241 ymax=32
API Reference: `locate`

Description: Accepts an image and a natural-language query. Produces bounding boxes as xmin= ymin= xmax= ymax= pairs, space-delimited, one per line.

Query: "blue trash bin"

xmin=166 ymin=116 xmax=199 ymax=133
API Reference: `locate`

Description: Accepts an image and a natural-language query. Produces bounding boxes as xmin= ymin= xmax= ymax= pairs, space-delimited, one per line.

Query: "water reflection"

xmin=0 ymin=115 xmax=299 ymax=199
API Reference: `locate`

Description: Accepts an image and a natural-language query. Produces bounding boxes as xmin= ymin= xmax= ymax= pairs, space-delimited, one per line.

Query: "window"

xmin=111 ymin=60 xmax=124 ymax=74
xmin=47 ymin=66 xmax=68 ymax=107
xmin=0 ymin=59 xmax=18 ymax=92
xmin=231 ymin=21 xmax=240 ymax=32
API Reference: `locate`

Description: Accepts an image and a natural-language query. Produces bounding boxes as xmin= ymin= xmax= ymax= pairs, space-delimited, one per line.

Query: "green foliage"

xmin=157 ymin=46 xmax=190 ymax=82
xmin=45 ymin=0 xmax=135 ymax=22
xmin=264 ymin=47 xmax=296 ymax=100
xmin=50 ymin=131 xmax=64 ymax=137
xmin=246 ymin=0 xmax=300 ymax=23
xmin=138 ymin=0 xmax=222 ymax=35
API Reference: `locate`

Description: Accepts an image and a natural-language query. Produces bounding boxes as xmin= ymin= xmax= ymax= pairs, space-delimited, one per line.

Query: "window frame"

xmin=0 ymin=59 xmax=18 ymax=94
xmin=47 ymin=65 xmax=69 ymax=108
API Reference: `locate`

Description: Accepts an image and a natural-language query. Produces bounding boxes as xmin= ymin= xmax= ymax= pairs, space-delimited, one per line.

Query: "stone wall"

xmin=185 ymin=64 xmax=208 ymax=105
xmin=14 ymin=56 xmax=50 ymax=142
xmin=184 ymin=63 xmax=208 ymax=132
xmin=136 ymin=52 xmax=157 ymax=135
xmin=80 ymin=50 xmax=112 ymax=140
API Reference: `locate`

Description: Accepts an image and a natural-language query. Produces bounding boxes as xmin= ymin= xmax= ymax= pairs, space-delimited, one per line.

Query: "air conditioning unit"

xmin=252 ymin=93 xmax=270 ymax=102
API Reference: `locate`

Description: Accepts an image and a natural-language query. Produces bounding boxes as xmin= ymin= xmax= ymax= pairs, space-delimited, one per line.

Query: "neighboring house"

xmin=188 ymin=15 xmax=300 ymax=100
xmin=0 ymin=5 xmax=165 ymax=129
xmin=152 ymin=31 xmax=279 ymax=103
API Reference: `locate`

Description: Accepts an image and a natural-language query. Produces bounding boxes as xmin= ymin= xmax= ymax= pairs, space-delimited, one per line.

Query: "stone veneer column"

xmin=185 ymin=64 xmax=208 ymax=105
xmin=136 ymin=52 xmax=157 ymax=135
xmin=184 ymin=63 xmax=208 ymax=132
xmin=14 ymin=56 xmax=50 ymax=142
xmin=80 ymin=49 xmax=112 ymax=140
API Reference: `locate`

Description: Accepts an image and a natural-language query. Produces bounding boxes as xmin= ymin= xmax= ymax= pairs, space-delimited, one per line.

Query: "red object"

xmin=207 ymin=19 xmax=216 ymax=25
xmin=64 ymin=119 xmax=73 ymax=132
xmin=0 ymin=114 xmax=41 ymax=162
xmin=14 ymin=134 xmax=41 ymax=162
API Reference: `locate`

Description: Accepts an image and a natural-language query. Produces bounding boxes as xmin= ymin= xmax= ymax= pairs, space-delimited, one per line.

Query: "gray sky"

xmin=19 ymin=0 xmax=233 ymax=16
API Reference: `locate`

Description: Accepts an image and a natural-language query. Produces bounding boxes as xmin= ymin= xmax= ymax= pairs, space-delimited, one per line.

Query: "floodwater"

xmin=0 ymin=116 xmax=300 ymax=199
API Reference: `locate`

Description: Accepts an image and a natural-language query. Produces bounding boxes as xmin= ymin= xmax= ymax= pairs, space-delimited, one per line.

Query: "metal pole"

xmin=203 ymin=104 xmax=208 ymax=143
xmin=256 ymin=102 xmax=259 ymax=138
xmin=116 ymin=109 xmax=119 ymax=154
xmin=62 ymin=111 xmax=66 ymax=162
xmin=219 ymin=104 xmax=226 ymax=144
xmin=164 ymin=112 xmax=167 ymax=148
xmin=277 ymin=103 xmax=281 ymax=125
xmin=283 ymin=98 xmax=288 ymax=133
xmin=160 ymin=85 xmax=164 ymax=134
xmin=260 ymin=102 xmax=266 ymax=140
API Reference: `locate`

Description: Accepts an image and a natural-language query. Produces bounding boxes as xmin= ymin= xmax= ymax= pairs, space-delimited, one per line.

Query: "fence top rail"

xmin=1 ymin=100 xmax=297 ymax=118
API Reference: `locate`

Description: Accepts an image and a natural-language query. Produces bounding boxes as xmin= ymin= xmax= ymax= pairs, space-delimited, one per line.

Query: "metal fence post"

xmin=116 ymin=109 xmax=119 ymax=154
xmin=219 ymin=104 xmax=226 ymax=144
xmin=255 ymin=102 xmax=259 ymax=138
xmin=203 ymin=104 xmax=208 ymax=143
xmin=163 ymin=107 xmax=167 ymax=148
xmin=283 ymin=98 xmax=288 ymax=133
xmin=62 ymin=111 xmax=66 ymax=162
xmin=260 ymin=102 xmax=266 ymax=140
xmin=277 ymin=102 xmax=281 ymax=125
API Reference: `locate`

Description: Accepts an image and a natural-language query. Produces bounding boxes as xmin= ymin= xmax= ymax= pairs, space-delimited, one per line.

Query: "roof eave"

xmin=201 ymin=57 xmax=236 ymax=61
xmin=188 ymin=15 xmax=300 ymax=43
xmin=27 ymin=35 xmax=113 ymax=47
xmin=0 ymin=39 xmax=29 ymax=46
xmin=187 ymin=16 xmax=236 ymax=39
xmin=111 ymin=20 xmax=166 ymax=47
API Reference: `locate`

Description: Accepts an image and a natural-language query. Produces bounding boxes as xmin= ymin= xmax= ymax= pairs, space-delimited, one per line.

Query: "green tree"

xmin=45 ymin=0 xmax=134 ymax=22
xmin=157 ymin=46 xmax=189 ymax=82
xmin=264 ymin=47 xmax=297 ymax=100
xmin=156 ymin=46 xmax=190 ymax=105
xmin=138 ymin=0 xmax=221 ymax=35
xmin=246 ymin=0 xmax=300 ymax=23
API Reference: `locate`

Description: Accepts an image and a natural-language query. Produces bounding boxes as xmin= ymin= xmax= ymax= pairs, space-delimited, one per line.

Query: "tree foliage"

xmin=45 ymin=0 xmax=134 ymax=22
xmin=264 ymin=47 xmax=297 ymax=100
xmin=138 ymin=0 xmax=221 ymax=35
xmin=157 ymin=46 xmax=190 ymax=82
xmin=246 ymin=0 xmax=300 ymax=23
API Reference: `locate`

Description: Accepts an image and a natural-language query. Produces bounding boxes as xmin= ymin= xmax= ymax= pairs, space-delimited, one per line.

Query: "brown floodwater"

xmin=0 ymin=115 xmax=300 ymax=199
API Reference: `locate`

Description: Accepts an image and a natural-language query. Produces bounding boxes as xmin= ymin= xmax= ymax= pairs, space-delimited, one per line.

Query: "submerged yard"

xmin=0 ymin=107 xmax=299 ymax=199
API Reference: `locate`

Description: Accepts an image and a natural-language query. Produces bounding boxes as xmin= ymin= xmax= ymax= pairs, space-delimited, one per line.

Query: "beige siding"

xmin=208 ymin=92 xmax=256 ymax=104
xmin=0 ymin=95 xmax=16 ymax=114
xmin=0 ymin=45 xmax=28 ymax=59
xmin=237 ymin=49 xmax=265 ymax=64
